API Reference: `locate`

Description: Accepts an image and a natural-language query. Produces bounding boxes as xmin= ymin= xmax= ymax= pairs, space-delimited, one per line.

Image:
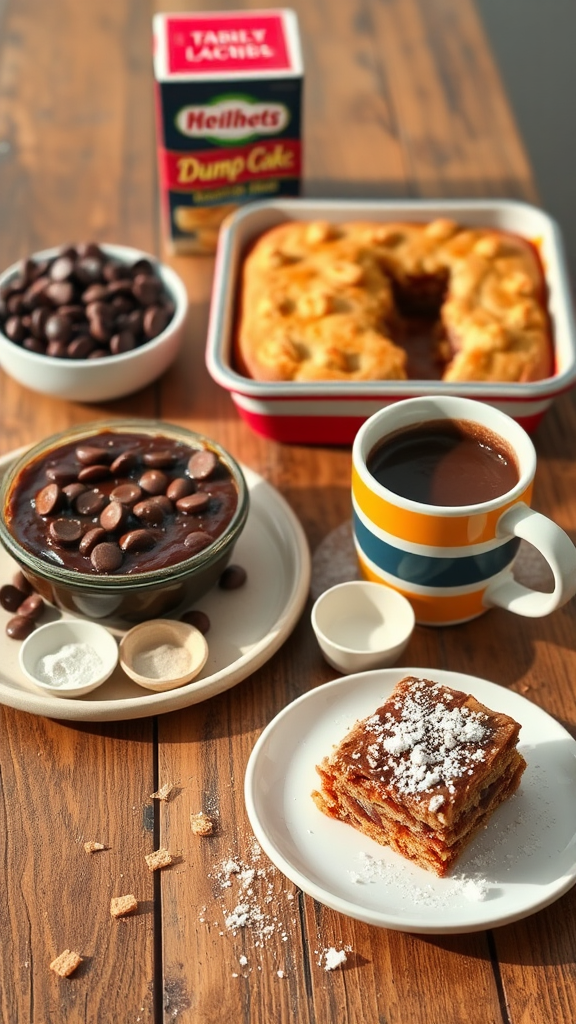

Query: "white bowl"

xmin=0 ymin=243 xmax=188 ymax=402
xmin=19 ymin=619 xmax=119 ymax=697
xmin=311 ymin=580 xmax=415 ymax=674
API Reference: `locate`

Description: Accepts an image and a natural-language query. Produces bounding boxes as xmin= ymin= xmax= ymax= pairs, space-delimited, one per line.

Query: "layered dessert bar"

xmin=311 ymin=675 xmax=526 ymax=876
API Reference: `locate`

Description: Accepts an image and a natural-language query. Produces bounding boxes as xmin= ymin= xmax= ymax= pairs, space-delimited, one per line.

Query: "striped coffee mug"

xmin=352 ymin=396 xmax=576 ymax=626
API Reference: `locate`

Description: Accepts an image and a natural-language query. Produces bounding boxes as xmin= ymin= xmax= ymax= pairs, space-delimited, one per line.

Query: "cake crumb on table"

xmin=50 ymin=949 xmax=83 ymax=977
xmin=190 ymin=811 xmax=214 ymax=836
xmin=150 ymin=781 xmax=175 ymax=801
xmin=84 ymin=840 xmax=106 ymax=853
xmin=145 ymin=848 xmax=174 ymax=871
xmin=110 ymin=894 xmax=138 ymax=918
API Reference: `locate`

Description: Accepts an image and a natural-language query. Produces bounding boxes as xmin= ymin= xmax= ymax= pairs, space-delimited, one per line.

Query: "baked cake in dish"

xmin=236 ymin=219 xmax=552 ymax=385
xmin=311 ymin=675 xmax=526 ymax=876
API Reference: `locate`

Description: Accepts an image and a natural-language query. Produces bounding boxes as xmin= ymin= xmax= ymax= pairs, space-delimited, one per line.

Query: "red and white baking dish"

xmin=206 ymin=198 xmax=576 ymax=445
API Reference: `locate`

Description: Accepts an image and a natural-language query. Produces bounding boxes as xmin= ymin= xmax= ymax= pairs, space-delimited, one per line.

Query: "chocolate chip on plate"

xmin=6 ymin=615 xmax=36 ymax=640
xmin=181 ymin=609 xmax=211 ymax=634
xmin=119 ymin=529 xmax=156 ymax=553
xmin=0 ymin=583 xmax=28 ymax=612
xmin=219 ymin=565 xmax=247 ymax=590
xmin=17 ymin=593 xmax=45 ymax=620
xmin=35 ymin=483 xmax=63 ymax=517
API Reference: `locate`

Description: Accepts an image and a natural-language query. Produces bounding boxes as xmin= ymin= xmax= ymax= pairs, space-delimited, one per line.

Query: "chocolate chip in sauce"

xmin=183 ymin=531 xmax=212 ymax=555
xmin=176 ymin=492 xmax=210 ymax=515
xmin=187 ymin=450 xmax=218 ymax=480
xmin=75 ymin=489 xmax=108 ymax=516
xmin=77 ymin=463 xmax=111 ymax=484
xmin=49 ymin=518 xmax=83 ymax=546
xmin=119 ymin=529 xmax=156 ymax=553
xmin=35 ymin=483 xmax=64 ymax=516
xmin=110 ymin=481 xmax=142 ymax=507
xmin=166 ymin=477 xmax=194 ymax=502
xmin=90 ymin=541 xmax=123 ymax=572
xmin=132 ymin=499 xmax=165 ymax=527
xmin=139 ymin=469 xmax=168 ymax=495
xmin=100 ymin=501 xmax=127 ymax=532
xmin=181 ymin=609 xmax=211 ymax=634
xmin=79 ymin=526 xmax=107 ymax=555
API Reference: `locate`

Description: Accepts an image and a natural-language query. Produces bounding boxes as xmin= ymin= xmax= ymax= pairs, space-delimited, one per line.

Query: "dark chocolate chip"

xmin=6 ymin=615 xmax=36 ymax=640
xmin=188 ymin=449 xmax=218 ymax=480
xmin=118 ymin=529 xmax=156 ymax=552
xmin=180 ymin=609 xmax=211 ymax=634
xmin=132 ymin=499 xmax=164 ymax=527
xmin=90 ymin=541 xmax=123 ymax=572
xmin=99 ymin=501 xmax=127 ymax=532
xmin=110 ymin=482 xmax=142 ymax=507
xmin=49 ymin=518 xmax=83 ymax=546
xmin=166 ymin=477 xmax=194 ymax=502
xmin=77 ymin=464 xmax=111 ymax=483
xmin=17 ymin=593 xmax=44 ymax=620
xmin=75 ymin=489 xmax=108 ymax=516
xmin=176 ymin=492 xmax=210 ymax=514
xmin=219 ymin=565 xmax=247 ymax=590
xmin=139 ymin=469 xmax=168 ymax=495
xmin=35 ymin=483 xmax=64 ymax=516
xmin=142 ymin=449 xmax=176 ymax=469
xmin=183 ymin=531 xmax=212 ymax=555
xmin=0 ymin=584 xmax=28 ymax=612
xmin=79 ymin=526 xmax=107 ymax=555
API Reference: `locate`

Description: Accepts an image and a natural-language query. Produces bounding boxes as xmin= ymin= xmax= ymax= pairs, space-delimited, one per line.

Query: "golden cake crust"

xmin=236 ymin=219 xmax=552 ymax=384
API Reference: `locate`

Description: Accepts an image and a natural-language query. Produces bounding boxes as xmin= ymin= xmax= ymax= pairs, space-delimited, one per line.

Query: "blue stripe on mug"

xmin=353 ymin=510 xmax=521 ymax=587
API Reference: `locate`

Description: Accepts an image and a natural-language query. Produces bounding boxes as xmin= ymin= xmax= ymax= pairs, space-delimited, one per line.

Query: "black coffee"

xmin=367 ymin=419 xmax=520 ymax=506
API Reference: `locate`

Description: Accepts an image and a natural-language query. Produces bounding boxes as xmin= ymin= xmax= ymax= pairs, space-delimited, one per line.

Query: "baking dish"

xmin=206 ymin=198 xmax=576 ymax=444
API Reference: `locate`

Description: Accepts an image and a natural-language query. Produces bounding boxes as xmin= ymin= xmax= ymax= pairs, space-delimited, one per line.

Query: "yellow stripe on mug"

xmin=352 ymin=464 xmax=533 ymax=547
xmin=351 ymin=397 xmax=576 ymax=624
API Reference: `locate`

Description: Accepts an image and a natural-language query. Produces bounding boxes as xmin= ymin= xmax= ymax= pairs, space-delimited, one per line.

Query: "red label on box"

xmin=166 ymin=14 xmax=291 ymax=74
xmin=160 ymin=139 xmax=302 ymax=191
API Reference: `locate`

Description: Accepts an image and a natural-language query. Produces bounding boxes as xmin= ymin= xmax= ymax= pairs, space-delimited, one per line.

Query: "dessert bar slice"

xmin=312 ymin=675 xmax=526 ymax=876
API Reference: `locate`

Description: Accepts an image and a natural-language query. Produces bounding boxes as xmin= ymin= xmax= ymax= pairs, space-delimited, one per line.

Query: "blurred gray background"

xmin=476 ymin=0 xmax=576 ymax=282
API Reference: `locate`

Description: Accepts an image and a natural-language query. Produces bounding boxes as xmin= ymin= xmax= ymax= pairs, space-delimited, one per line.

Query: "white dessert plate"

xmin=245 ymin=668 xmax=576 ymax=934
xmin=0 ymin=452 xmax=310 ymax=721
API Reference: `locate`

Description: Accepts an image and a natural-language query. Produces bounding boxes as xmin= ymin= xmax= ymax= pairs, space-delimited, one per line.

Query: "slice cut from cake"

xmin=312 ymin=675 xmax=526 ymax=876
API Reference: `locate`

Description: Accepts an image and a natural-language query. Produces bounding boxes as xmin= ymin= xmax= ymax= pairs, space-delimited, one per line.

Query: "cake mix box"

xmin=152 ymin=9 xmax=304 ymax=254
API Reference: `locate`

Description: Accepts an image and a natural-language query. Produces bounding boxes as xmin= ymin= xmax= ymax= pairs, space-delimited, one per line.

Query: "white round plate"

xmin=245 ymin=668 xmax=576 ymax=934
xmin=0 ymin=453 xmax=310 ymax=721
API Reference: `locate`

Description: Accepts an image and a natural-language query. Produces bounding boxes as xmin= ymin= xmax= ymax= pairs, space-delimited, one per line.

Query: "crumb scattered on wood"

xmin=150 ymin=781 xmax=175 ymax=801
xmin=190 ymin=811 xmax=214 ymax=836
xmin=84 ymin=841 xmax=106 ymax=853
xmin=145 ymin=848 xmax=174 ymax=871
xmin=50 ymin=949 xmax=83 ymax=977
xmin=110 ymin=894 xmax=138 ymax=918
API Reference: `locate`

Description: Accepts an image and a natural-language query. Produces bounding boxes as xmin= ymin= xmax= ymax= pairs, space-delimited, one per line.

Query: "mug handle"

xmin=483 ymin=502 xmax=576 ymax=617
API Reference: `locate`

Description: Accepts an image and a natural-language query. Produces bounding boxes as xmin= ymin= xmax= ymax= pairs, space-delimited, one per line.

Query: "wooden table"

xmin=1 ymin=2 xmax=575 ymax=1022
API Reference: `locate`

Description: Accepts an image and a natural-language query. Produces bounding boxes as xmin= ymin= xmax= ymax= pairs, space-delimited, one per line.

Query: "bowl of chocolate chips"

xmin=0 ymin=419 xmax=249 ymax=623
xmin=0 ymin=243 xmax=188 ymax=402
